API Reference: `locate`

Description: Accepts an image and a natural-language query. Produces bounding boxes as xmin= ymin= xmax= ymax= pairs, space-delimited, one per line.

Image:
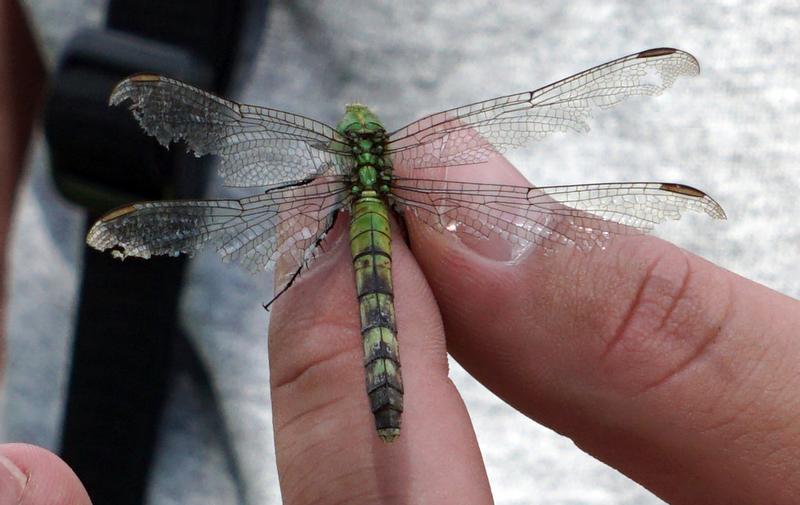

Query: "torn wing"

xmin=386 ymin=48 xmax=699 ymax=172
xmin=110 ymin=74 xmax=353 ymax=187
xmin=87 ymin=178 xmax=351 ymax=285
xmin=390 ymin=178 xmax=725 ymax=253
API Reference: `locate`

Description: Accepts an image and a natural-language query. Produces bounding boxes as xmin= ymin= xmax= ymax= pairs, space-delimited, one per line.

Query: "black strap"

xmin=44 ymin=2 xmax=251 ymax=503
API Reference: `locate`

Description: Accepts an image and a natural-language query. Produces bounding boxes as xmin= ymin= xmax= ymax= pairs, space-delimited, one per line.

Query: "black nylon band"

xmin=107 ymin=0 xmax=243 ymax=91
xmin=52 ymin=2 xmax=251 ymax=504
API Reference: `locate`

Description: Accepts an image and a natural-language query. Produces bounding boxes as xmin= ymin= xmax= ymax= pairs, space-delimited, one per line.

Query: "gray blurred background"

xmin=3 ymin=1 xmax=799 ymax=504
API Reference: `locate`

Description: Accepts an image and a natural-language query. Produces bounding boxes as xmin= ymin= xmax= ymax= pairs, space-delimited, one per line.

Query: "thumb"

xmin=0 ymin=444 xmax=91 ymax=505
xmin=405 ymin=155 xmax=800 ymax=504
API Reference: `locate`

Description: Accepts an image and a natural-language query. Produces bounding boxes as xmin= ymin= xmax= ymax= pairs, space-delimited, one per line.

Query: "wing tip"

xmin=85 ymin=205 xmax=136 ymax=250
xmin=659 ymin=183 xmax=726 ymax=219
xmin=636 ymin=47 xmax=700 ymax=74
xmin=109 ymin=73 xmax=163 ymax=106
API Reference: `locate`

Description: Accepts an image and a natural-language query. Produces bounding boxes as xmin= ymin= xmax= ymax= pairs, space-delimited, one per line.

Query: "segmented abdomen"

xmin=349 ymin=194 xmax=403 ymax=442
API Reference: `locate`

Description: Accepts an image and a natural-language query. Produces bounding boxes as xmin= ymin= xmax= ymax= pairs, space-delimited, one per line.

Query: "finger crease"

xmin=602 ymin=256 xmax=659 ymax=359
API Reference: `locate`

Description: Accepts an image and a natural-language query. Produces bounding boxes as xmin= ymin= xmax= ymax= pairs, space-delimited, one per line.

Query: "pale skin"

xmin=0 ymin=1 xmax=92 ymax=504
xmin=1 ymin=4 xmax=799 ymax=503
xmin=268 ymin=156 xmax=800 ymax=505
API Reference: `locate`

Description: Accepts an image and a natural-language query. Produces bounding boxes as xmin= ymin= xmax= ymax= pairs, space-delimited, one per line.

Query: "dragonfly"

xmin=86 ymin=47 xmax=726 ymax=443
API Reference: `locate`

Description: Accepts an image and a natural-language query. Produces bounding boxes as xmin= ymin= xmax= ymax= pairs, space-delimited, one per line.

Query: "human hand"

xmin=269 ymin=154 xmax=800 ymax=504
xmin=0 ymin=2 xmax=86 ymax=504
xmin=0 ymin=444 xmax=91 ymax=504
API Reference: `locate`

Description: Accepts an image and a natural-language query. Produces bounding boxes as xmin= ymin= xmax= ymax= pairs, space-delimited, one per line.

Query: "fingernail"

xmin=454 ymin=226 xmax=522 ymax=262
xmin=0 ymin=454 xmax=27 ymax=504
xmin=407 ymin=209 xmax=523 ymax=263
xmin=407 ymin=157 xmax=537 ymax=263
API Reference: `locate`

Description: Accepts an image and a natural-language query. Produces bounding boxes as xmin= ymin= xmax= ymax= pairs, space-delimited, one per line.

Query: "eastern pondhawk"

xmin=86 ymin=47 xmax=725 ymax=442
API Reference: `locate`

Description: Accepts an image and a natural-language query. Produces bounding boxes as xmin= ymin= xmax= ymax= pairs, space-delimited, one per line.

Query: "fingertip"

xmin=400 ymin=153 xmax=542 ymax=270
xmin=0 ymin=444 xmax=91 ymax=505
xmin=0 ymin=450 xmax=26 ymax=504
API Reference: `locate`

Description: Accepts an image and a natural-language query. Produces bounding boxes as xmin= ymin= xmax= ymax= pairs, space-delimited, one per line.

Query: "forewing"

xmin=386 ymin=48 xmax=699 ymax=172
xmin=390 ymin=178 xmax=725 ymax=253
xmin=110 ymin=74 xmax=353 ymax=187
xmin=86 ymin=177 xmax=350 ymax=276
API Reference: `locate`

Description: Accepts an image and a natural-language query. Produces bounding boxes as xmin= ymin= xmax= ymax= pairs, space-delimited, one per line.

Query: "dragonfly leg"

xmin=262 ymin=211 xmax=340 ymax=311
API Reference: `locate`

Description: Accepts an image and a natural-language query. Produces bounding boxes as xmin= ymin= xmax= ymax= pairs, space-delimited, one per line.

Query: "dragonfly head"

xmin=337 ymin=104 xmax=386 ymax=137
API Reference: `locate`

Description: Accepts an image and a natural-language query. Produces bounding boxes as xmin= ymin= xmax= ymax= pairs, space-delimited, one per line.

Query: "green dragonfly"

xmin=86 ymin=47 xmax=726 ymax=442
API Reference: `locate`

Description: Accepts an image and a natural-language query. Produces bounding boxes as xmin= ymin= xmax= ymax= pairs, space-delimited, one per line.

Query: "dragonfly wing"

xmin=110 ymin=74 xmax=353 ymax=187
xmin=386 ymin=48 xmax=698 ymax=171
xmin=390 ymin=178 xmax=725 ymax=252
xmin=87 ymin=177 xmax=350 ymax=278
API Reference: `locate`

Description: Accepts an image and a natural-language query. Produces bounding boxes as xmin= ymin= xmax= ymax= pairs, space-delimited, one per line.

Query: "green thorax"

xmin=336 ymin=104 xmax=391 ymax=194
